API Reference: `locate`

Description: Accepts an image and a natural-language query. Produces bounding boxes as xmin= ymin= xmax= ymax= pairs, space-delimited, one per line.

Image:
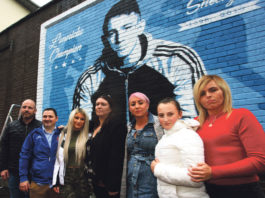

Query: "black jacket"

xmin=89 ymin=118 xmax=127 ymax=192
xmin=0 ymin=117 xmax=41 ymax=175
xmin=73 ymin=33 xmax=205 ymax=120
xmin=94 ymin=64 xmax=175 ymax=118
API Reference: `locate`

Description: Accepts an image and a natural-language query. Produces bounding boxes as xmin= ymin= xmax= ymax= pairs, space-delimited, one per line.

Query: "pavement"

xmin=0 ymin=175 xmax=265 ymax=198
xmin=0 ymin=178 xmax=9 ymax=198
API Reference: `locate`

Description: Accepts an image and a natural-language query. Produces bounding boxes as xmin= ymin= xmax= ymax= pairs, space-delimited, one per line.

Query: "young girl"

xmin=151 ymin=98 xmax=209 ymax=198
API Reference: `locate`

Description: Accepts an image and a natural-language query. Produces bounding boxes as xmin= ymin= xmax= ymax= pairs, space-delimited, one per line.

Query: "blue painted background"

xmin=42 ymin=0 xmax=265 ymax=126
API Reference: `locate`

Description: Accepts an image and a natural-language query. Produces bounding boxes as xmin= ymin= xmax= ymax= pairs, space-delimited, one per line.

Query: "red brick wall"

xmin=0 ymin=0 xmax=87 ymax=131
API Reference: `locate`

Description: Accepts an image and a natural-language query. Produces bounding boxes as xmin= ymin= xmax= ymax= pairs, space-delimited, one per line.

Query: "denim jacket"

xmin=121 ymin=113 xmax=163 ymax=198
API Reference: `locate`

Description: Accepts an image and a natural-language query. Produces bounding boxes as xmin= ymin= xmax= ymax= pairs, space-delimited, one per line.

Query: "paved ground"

xmin=0 ymin=179 xmax=9 ymax=198
xmin=1 ymin=176 xmax=265 ymax=198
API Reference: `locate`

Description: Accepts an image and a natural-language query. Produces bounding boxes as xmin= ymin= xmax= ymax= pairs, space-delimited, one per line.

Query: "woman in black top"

xmin=85 ymin=94 xmax=126 ymax=198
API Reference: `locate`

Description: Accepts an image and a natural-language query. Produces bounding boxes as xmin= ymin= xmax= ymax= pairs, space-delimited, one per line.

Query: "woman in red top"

xmin=189 ymin=75 xmax=265 ymax=198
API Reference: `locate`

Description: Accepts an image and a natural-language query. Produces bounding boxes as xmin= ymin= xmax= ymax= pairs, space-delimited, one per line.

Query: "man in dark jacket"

xmin=19 ymin=108 xmax=60 ymax=198
xmin=0 ymin=99 xmax=41 ymax=198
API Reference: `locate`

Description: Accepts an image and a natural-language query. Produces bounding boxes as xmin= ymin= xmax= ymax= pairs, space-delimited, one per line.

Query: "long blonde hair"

xmin=58 ymin=108 xmax=89 ymax=166
xmin=193 ymin=75 xmax=232 ymax=126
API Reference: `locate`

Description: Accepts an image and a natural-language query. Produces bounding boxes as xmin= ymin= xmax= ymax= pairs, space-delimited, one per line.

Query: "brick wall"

xmin=0 ymin=0 xmax=87 ymax=131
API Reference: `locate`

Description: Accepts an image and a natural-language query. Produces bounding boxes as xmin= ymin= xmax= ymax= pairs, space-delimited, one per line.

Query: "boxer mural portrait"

xmin=39 ymin=0 xmax=265 ymax=127
xmin=72 ymin=0 xmax=205 ymax=122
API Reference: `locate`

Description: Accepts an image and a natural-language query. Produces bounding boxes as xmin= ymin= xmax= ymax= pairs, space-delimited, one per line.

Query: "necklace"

xmin=208 ymin=118 xmax=216 ymax=127
xmin=207 ymin=112 xmax=225 ymax=127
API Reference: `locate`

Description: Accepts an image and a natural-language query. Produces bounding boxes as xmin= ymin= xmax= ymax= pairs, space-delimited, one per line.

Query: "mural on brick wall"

xmin=38 ymin=0 xmax=265 ymax=126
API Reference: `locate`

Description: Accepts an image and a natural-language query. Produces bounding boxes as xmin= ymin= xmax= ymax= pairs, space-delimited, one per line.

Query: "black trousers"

xmin=206 ymin=182 xmax=265 ymax=198
xmin=93 ymin=184 xmax=120 ymax=198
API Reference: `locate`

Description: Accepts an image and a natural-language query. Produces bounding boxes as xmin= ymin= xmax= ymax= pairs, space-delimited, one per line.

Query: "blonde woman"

xmin=52 ymin=108 xmax=90 ymax=198
xmin=189 ymin=75 xmax=265 ymax=198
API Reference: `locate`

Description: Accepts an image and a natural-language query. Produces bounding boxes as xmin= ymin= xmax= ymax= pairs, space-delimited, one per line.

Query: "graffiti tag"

xmin=180 ymin=0 xmax=260 ymax=31
xmin=187 ymin=0 xmax=235 ymax=15
xmin=49 ymin=27 xmax=84 ymax=63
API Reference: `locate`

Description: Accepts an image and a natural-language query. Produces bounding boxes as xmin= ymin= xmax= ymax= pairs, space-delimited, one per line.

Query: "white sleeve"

xmin=52 ymin=134 xmax=65 ymax=186
xmin=52 ymin=151 xmax=60 ymax=186
xmin=149 ymin=41 xmax=206 ymax=118
xmin=154 ymin=130 xmax=205 ymax=187
xmin=73 ymin=63 xmax=105 ymax=116
xmin=79 ymin=71 xmax=104 ymax=116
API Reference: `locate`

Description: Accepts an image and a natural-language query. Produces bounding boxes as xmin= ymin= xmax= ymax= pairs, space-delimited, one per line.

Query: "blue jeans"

xmin=8 ymin=172 xmax=29 ymax=198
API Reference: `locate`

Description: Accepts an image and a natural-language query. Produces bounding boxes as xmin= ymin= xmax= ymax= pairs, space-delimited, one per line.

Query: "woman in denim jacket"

xmin=124 ymin=92 xmax=163 ymax=198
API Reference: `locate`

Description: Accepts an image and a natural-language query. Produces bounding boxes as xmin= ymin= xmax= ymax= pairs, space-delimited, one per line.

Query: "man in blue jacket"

xmin=19 ymin=108 xmax=60 ymax=198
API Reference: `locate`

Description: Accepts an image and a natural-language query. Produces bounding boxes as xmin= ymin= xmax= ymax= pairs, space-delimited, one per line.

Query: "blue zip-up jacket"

xmin=19 ymin=126 xmax=61 ymax=184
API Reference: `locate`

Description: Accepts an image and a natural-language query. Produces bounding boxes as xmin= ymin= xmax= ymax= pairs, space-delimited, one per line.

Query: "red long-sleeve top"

xmin=197 ymin=108 xmax=265 ymax=185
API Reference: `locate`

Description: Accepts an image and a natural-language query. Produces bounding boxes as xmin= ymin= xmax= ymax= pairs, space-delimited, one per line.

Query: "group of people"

xmin=1 ymin=0 xmax=265 ymax=197
xmin=1 ymin=74 xmax=265 ymax=198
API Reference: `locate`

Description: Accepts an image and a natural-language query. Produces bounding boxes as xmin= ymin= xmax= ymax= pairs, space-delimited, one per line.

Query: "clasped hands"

xmin=150 ymin=159 xmax=212 ymax=182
